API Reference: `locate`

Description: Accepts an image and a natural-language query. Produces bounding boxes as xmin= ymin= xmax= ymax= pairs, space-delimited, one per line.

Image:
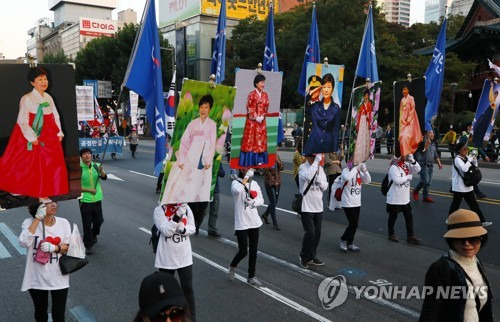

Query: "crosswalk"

xmin=0 ymin=223 xmax=26 ymax=259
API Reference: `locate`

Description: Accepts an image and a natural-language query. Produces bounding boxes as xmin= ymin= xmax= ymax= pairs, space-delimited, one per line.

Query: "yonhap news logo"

xmin=317 ymin=275 xmax=349 ymax=310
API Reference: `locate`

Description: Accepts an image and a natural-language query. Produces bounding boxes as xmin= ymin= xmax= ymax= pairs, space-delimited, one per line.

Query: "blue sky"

xmin=0 ymin=0 xmax=425 ymax=59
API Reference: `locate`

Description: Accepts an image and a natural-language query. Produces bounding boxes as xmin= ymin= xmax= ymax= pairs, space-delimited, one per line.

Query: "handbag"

xmin=292 ymin=171 xmax=318 ymax=213
xmin=334 ymin=180 xmax=349 ymax=202
xmin=59 ymin=224 xmax=88 ymax=275
xmin=453 ymin=158 xmax=482 ymax=187
xmin=34 ymin=221 xmax=50 ymax=265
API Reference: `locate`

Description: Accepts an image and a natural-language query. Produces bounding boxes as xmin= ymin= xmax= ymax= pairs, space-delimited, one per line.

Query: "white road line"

xmin=262 ymin=203 xmax=300 ymax=215
xmin=106 ymin=174 xmax=124 ymax=181
xmin=0 ymin=241 xmax=11 ymax=259
xmin=129 ymin=170 xmax=157 ymax=179
xmin=69 ymin=305 xmax=98 ymax=322
xmin=0 ymin=223 xmax=26 ymax=255
xmin=481 ymin=180 xmax=500 ymax=185
xmin=139 ymin=227 xmax=152 ymax=235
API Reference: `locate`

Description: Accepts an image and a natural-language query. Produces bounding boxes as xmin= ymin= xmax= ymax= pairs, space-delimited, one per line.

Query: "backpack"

xmin=453 ymin=158 xmax=482 ymax=186
xmin=381 ymin=174 xmax=393 ymax=196
xmin=149 ymin=224 xmax=160 ymax=253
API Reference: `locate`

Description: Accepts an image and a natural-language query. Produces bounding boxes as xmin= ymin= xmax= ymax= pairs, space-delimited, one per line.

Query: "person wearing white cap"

xmin=420 ymin=209 xmax=493 ymax=321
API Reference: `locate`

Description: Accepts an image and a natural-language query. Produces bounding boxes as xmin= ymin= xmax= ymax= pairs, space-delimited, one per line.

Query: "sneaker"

xmin=308 ymin=258 xmax=325 ymax=266
xmin=339 ymin=240 xmax=348 ymax=252
xmin=208 ymin=232 xmax=221 ymax=239
xmin=261 ymin=214 xmax=270 ymax=224
xmin=412 ymin=190 xmax=419 ymax=201
xmin=272 ymin=225 xmax=281 ymax=231
xmin=407 ymin=235 xmax=422 ymax=245
xmin=388 ymin=234 xmax=399 ymax=242
xmin=423 ymin=197 xmax=435 ymax=203
xmin=247 ymin=277 xmax=262 ymax=287
xmin=482 ymin=221 xmax=493 ymax=227
xmin=347 ymin=244 xmax=360 ymax=252
xmin=228 ymin=266 xmax=236 ymax=281
xmin=299 ymin=257 xmax=309 ymax=269
xmin=85 ymin=247 xmax=93 ymax=255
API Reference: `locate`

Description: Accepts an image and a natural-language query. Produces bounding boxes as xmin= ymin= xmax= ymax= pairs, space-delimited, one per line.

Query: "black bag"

xmin=453 ymin=159 xmax=482 ymax=186
xmin=59 ymin=255 xmax=89 ymax=275
xmin=150 ymin=224 xmax=161 ymax=253
xmin=381 ymin=174 xmax=393 ymax=196
xmin=292 ymin=171 xmax=317 ymax=213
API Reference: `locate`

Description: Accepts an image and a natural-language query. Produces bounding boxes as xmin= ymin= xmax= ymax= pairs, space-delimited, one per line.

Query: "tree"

xmin=41 ymin=50 xmax=70 ymax=64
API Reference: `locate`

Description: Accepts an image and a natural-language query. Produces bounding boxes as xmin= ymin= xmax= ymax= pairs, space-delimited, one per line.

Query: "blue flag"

xmin=210 ymin=0 xmax=227 ymax=84
xmin=424 ymin=18 xmax=447 ymax=131
xmin=123 ymin=0 xmax=166 ymax=176
xmin=355 ymin=4 xmax=379 ymax=82
xmin=263 ymin=3 xmax=279 ymax=72
xmin=297 ymin=5 xmax=320 ymax=96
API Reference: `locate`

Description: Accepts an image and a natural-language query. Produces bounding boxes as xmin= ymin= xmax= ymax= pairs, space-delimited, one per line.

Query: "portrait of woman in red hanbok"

xmin=239 ymin=74 xmax=269 ymax=167
xmin=398 ymin=86 xmax=422 ymax=156
xmin=0 ymin=67 xmax=68 ymax=200
xmin=354 ymin=89 xmax=372 ymax=165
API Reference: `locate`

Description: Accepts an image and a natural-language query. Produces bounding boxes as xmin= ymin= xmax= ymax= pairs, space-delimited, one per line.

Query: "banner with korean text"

xmin=76 ymin=86 xmax=94 ymax=121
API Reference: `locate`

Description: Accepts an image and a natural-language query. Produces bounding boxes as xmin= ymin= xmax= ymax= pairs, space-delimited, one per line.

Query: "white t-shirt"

xmin=386 ymin=161 xmax=421 ymax=205
xmin=298 ymin=162 xmax=328 ymax=213
xmin=340 ymin=167 xmax=371 ymax=208
xmin=231 ymin=179 xmax=264 ymax=230
xmin=451 ymin=156 xmax=475 ymax=193
xmin=19 ymin=217 xmax=71 ymax=292
xmin=154 ymin=205 xmax=196 ymax=270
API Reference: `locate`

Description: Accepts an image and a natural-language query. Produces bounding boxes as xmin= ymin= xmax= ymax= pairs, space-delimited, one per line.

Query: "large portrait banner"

xmin=161 ymin=80 xmax=235 ymax=204
xmin=471 ymin=79 xmax=500 ymax=148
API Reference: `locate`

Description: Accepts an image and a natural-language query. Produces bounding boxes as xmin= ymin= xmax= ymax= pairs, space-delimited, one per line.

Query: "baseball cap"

xmin=139 ymin=271 xmax=186 ymax=318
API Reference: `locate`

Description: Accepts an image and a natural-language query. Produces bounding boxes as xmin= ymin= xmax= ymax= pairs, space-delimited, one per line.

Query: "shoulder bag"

xmin=292 ymin=171 xmax=318 ymax=213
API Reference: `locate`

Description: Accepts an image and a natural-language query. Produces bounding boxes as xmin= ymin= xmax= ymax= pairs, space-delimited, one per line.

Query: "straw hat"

xmin=444 ymin=209 xmax=487 ymax=238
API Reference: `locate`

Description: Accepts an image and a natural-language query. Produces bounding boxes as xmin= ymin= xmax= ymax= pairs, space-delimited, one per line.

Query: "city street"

xmin=1 ymin=140 xmax=499 ymax=321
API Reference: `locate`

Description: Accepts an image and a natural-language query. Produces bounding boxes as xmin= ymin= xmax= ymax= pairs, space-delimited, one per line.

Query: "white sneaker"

xmin=347 ymin=244 xmax=360 ymax=252
xmin=482 ymin=221 xmax=493 ymax=227
xmin=247 ymin=277 xmax=262 ymax=287
xmin=228 ymin=266 xmax=236 ymax=281
xmin=339 ymin=240 xmax=347 ymax=252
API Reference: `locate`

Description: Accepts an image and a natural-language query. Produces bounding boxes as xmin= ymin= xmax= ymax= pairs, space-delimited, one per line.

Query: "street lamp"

xmin=160 ymin=46 xmax=176 ymax=76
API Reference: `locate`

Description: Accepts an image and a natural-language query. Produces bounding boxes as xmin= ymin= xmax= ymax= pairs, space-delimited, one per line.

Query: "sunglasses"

xmin=157 ymin=307 xmax=185 ymax=322
xmin=453 ymin=236 xmax=482 ymax=245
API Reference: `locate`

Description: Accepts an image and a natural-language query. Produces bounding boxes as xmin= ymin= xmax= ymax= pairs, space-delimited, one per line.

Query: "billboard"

xmin=159 ymin=0 xmax=202 ymax=27
xmin=201 ymin=0 xmax=278 ymax=20
xmin=80 ymin=17 xmax=118 ymax=37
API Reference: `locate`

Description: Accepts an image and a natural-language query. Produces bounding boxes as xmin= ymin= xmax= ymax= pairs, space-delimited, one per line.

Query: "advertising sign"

xmin=201 ymin=0 xmax=278 ymax=20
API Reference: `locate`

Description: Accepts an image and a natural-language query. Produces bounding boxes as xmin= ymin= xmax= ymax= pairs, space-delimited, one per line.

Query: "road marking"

xmin=106 ymin=174 xmax=124 ymax=181
xmin=0 ymin=223 xmax=26 ymax=255
xmin=262 ymin=203 xmax=299 ymax=215
xmin=0 ymin=241 xmax=11 ymax=259
xmin=69 ymin=305 xmax=98 ymax=322
xmin=481 ymin=179 xmax=500 ymax=185
xmin=139 ymin=227 xmax=152 ymax=235
xmin=129 ymin=170 xmax=157 ymax=179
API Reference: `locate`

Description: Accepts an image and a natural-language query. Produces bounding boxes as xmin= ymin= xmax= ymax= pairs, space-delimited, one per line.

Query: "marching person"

xmin=324 ymin=147 xmax=344 ymax=199
xmin=420 ymin=209 xmax=492 ymax=321
xmin=127 ymin=127 xmax=139 ymax=158
xmin=441 ymin=125 xmax=457 ymax=158
xmin=229 ymin=168 xmax=264 ymax=286
xmin=298 ymin=154 xmax=328 ymax=269
xmin=413 ymin=130 xmax=443 ymax=203
xmin=154 ymin=203 xmax=196 ymax=321
xmin=339 ymin=162 xmax=371 ymax=252
xmin=449 ymin=142 xmax=491 ymax=226
xmin=386 ymin=154 xmax=422 ymax=244
xmin=19 ymin=202 xmax=71 ymax=322
xmin=293 ymin=138 xmax=306 ymax=189
xmin=261 ymin=154 xmax=284 ymax=230
xmin=79 ymin=147 xmax=107 ymax=255
xmin=207 ymin=164 xmax=225 ymax=238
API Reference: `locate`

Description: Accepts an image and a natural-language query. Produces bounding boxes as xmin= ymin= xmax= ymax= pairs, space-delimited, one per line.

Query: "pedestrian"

xmin=385 ymin=125 xmax=394 ymax=154
xmin=441 ymin=125 xmax=457 ymax=158
xmin=413 ymin=130 xmax=443 ymax=203
xmin=338 ymin=161 xmax=371 ymax=252
xmin=127 ymin=128 xmax=139 ymax=158
xmin=448 ymin=142 xmax=491 ymax=226
xmin=207 ymin=165 xmax=225 ymax=238
xmin=293 ymin=138 xmax=305 ymax=189
xmin=420 ymin=209 xmax=493 ymax=321
xmin=374 ymin=125 xmax=383 ymax=154
xmin=154 ymin=203 xmax=196 ymax=321
xmin=298 ymin=154 xmax=328 ymax=269
xmin=188 ymin=202 xmax=209 ymax=235
xmin=19 ymin=202 xmax=71 ymax=322
xmin=79 ymin=147 xmax=107 ymax=255
xmin=156 ymin=158 xmax=167 ymax=194
xmin=291 ymin=121 xmax=303 ymax=144
xmin=228 ymin=168 xmax=264 ymax=286
xmin=386 ymin=154 xmax=422 ymax=244
xmin=261 ymin=154 xmax=284 ymax=230
xmin=135 ymin=271 xmax=189 ymax=322
xmin=324 ymin=148 xmax=343 ymax=199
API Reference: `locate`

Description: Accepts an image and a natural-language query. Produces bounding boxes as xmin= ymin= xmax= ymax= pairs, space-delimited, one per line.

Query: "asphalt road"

xmin=0 ymin=141 xmax=499 ymax=321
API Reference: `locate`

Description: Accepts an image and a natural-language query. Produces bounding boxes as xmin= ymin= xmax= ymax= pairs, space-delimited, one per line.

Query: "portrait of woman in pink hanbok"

xmin=162 ymin=95 xmax=217 ymax=203
xmin=353 ymin=89 xmax=372 ymax=165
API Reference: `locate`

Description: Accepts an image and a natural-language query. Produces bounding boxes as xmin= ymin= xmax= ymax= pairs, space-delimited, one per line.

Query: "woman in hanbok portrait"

xmin=473 ymin=82 xmax=499 ymax=148
xmin=353 ymin=89 xmax=372 ymax=165
xmin=162 ymin=95 xmax=217 ymax=203
xmin=0 ymin=67 xmax=68 ymax=200
xmin=303 ymin=73 xmax=341 ymax=154
xmin=398 ymin=86 xmax=422 ymax=156
xmin=239 ymin=74 xmax=269 ymax=167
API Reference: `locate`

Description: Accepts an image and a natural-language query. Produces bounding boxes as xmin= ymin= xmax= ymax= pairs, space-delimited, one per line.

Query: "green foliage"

xmin=41 ymin=50 xmax=70 ymax=64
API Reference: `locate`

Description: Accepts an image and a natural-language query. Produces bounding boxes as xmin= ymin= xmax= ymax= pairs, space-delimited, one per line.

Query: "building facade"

xmin=379 ymin=0 xmax=411 ymax=27
xmin=425 ymin=0 xmax=474 ymax=23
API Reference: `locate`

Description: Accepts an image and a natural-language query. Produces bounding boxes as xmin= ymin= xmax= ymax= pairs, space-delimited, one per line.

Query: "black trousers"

xmin=188 ymin=202 xmax=209 ymax=231
xmin=160 ymin=265 xmax=196 ymax=322
xmin=130 ymin=143 xmax=138 ymax=156
xmin=448 ymin=191 xmax=486 ymax=222
xmin=230 ymin=228 xmax=259 ymax=278
xmin=387 ymin=203 xmax=414 ymax=237
xmin=341 ymin=207 xmax=360 ymax=244
xmin=327 ymin=173 xmax=341 ymax=199
xmin=300 ymin=212 xmax=323 ymax=262
xmin=294 ymin=175 xmax=299 ymax=189
xmin=79 ymin=201 xmax=104 ymax=248
xmin=29 ymin=288 xmax=68 ymax=322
